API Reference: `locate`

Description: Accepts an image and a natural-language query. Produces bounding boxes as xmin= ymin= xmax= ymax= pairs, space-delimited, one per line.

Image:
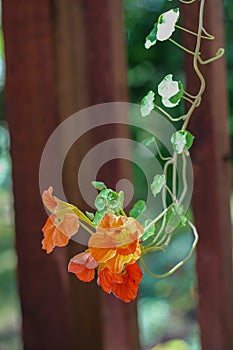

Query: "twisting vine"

xmin=40 ymin=0 xmax=225 ymax=303
xmin=140 ymin=0 xmax=224 ymax=278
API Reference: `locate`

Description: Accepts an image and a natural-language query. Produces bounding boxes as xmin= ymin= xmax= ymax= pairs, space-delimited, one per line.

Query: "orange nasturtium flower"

xmin=42 ymin=187 xmax=80 ymax=253
xmin=68 ymin=213 xmax=144 ymax=302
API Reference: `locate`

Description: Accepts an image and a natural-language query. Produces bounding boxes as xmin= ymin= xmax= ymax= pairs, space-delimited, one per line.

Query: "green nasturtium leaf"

xmin=140 ymin=90 xmax=155 ymax=117
xmin=145 ymin=9 xmax=180 ymax=49
xmin=142 ymin=219 xmax=156 ymax=241
xmin=129 ymin=200 xmax=146 ymax=218
xmin=92 ymin=210 xmax=106 ymax=226
xmin=171 ymin=130 xmax=195 ymax=154
xmin=91 ymin=181 xmax=107 ymax=191
xmin=85 ymin=211 xmax=95 ymax=220
xmin=94 ymin=196 xmax=106 ymax=211
xmin=158 ymin=74 xmax=184 ymax=108
xmin=166 ymin=204 xmax=187 ymax=233
xmin=151 ymin=174 xmax=166 ymax=197
xmin=145 ymin=23 xmax=158 ymax=49
xmin=118 ymin=191 xmax=124 ymax=208
xmin=157 ymin=8 xmax=180 ymax=41
xmin=94 ymin=188 xmax=124 ymax=213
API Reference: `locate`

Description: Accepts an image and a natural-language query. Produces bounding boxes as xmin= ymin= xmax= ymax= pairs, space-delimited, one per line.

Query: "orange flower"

xmin=68 ymin=213 xmax=144 ymax=302
xmin=68 ymin=250 xmax=98 ymax=282
xmin=88 ymin=214 xmax=144 ymax=273
xmin=98 ymin=263 xmax=143 ymax=303
xmin=42 ymin=187 xmax=79 ymax=253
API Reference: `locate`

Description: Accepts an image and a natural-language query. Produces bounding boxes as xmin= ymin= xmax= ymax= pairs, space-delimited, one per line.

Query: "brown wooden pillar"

xmin=182 ymin=1 xmax=233 ymax=349
xmin=52 ymin=1 xmax=140 ymax=350
xmin=2 ymin=1 xmax=74 ymax=349
xmin=3 ymin=1 xmax=140 ymax=349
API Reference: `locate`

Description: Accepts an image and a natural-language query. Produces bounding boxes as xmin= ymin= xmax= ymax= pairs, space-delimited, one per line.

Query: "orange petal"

xmin=78 ymin=267 xmax=95 ymax=282
xmin=68 ymin=251 xmax=98 ymax=282
xmin=88 ymin=232 xmax=116 ymax=263
xmin=117 ymin=240 xmax=137 ymax=256
xmin=42 ymin=215 xmax=56 ymax=253
xmin=105 ymin=253 xmax=133 ymax=273
xmin=97 ymin=213 xmax=126 ymax=229
xmin=97 ymin=267 xmax=123 ymax=293
xmin=42 ymin=186 xmax=57 ymax=211
xmin=112 ymin=263 xmax=143 ymax=303
xmin=42 ymin=214 xmax=75 ymax=253
xmin=56 ymin=213 xmax=79 ymax=238
xmin=97 ymin=269 xmax=112 ymax=293
xmin=69 ymin=251 xmax=98 ymax=270
xmin=125 ymin=217 xmax=144 ymax=238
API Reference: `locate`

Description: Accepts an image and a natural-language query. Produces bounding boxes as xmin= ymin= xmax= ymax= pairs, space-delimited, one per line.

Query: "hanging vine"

xmin=40 ymin=0 xmax=224 ymax=303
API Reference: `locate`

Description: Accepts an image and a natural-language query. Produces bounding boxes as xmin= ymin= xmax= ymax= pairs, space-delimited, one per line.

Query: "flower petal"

xmin=69 ymin=251 xmax=98 ymax=270
xmin=56 ymin=213 xmax=79 ymax=238
xmin=68 ymin=251 xmax=98 ymax=282
xmin=112 ymin=263 xmax=143 ymax=303
xmin=105 ymin=253 xmax=133 ymax=274
xmin=97 ymin=267 xmax=123 ymax=293
xmin=41 ymin=215 xmax=57 ymax=253
xmin=42 ymin=186 xmax=57 ymax=211
xmin=88 ymin=232 xmax=116 ymax=263
xmin=105 ymin=240 xmax=141 ymax=273
xmin=71 ymin=264 xmax=95 ymax=282
xmin=42 ymin=214 xmax=78 ymax=253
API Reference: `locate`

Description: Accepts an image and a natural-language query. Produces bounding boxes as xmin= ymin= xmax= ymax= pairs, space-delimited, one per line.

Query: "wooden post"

xmin=2 ymin=1 xmax=75 ymax=349
xmin=3 ymin=0 xmax=140 ymax=349
xmin=182 ymin=1 xmax=233 ymax=349
xmin=52 ymin=1 xmax=140 ymax=349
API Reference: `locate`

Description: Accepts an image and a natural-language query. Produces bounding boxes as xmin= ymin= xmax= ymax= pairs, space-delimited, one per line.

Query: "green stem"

xmin=155 ymin=105 xmax=184 ymax=122
xmin=182 ymin=95 xmax=195 ymax=105
xmin=199 ymin=48 xmax=225 ymax=65
xmin=175 ymin=24 xmax=213 ymax=40
xmin=172 ymin=153 xmax=177 ymax=198
xmin=183 ymin=90 xmax=197 ymax=99
xmin=121 ymin=209 xmax=127 ymax=217
xmin=202 ymin=26 xmax=215 ymax=39
xmin=165 ymin=185 xmax=176 ymax=201
xmin=153 ymin=138 xmax=172 ymax=161
xmin=169 ymin=38 xmax=196 ymax=56
xmin=140 ymin=220 xmax=199 ymax=278
xmin=182 ymin=0 xmax=206 ymax=131
xmin=79 ymin=221 xmax=95 ymax=235
xmin=179 ymin=152 xmax=188 ymax=203
xmin=144 ymin=205 xmax=173 ymax=232
xmin=180 ymin=0 xmax=196 ymax=4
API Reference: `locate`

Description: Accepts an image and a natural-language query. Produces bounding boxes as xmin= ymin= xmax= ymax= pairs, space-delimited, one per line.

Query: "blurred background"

xmin=0 ymin=0 xmax=232 ymax=349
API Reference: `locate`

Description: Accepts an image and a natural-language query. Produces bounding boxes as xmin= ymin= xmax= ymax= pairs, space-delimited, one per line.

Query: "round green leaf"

xmin=92 ymin=210 xmax=106 ymax=226
xmin=118 ymin=191 xmax=124 ymax=207
xmin=85 ymin=211 xmax=95 ymax=220
xmin=158 ymin=74 xmax=183 ymax=108
xmin=145 ymin=8 xmax=179 ymax=49
xmin=151 ymin=174 xmax=166 ymax=197
xmin=171 ymin=130 xmax=195 ymax=154
xmin=94 ymin=195 xmax=106 ymax=210
xmin=166 ymin=204 xmax=187 ymax=233
xmin=140 ymin=90 xmax=155 ymax=117
xmin=157 ymin=8 xmax=180 ymax=41
xmin=129 ymin=200 xmax=146 ymax=218
xmin=142 ymin=219 xmax=156 ymax=241
xmin=145 ymin=23 xmax=158 ymax=49
xmin=91 ymin=181 xmax=107 ymax=191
